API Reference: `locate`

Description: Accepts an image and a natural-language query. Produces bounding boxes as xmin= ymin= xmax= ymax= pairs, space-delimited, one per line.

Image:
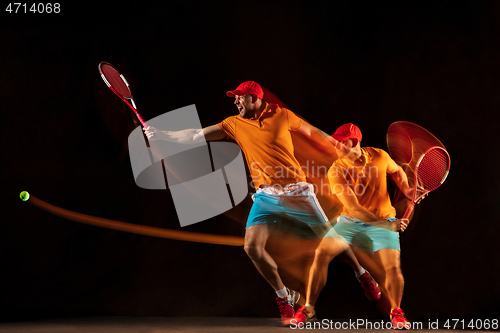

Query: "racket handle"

xmin=402 ymin=203 xmax=415 ymax=219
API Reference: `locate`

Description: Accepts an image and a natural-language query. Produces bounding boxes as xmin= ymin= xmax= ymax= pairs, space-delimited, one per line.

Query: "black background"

xmin=1 ymin=1 xmax=499 ymax=321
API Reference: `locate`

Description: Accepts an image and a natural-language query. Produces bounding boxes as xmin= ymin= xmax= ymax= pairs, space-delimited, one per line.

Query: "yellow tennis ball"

xmin=20 ymin=191 xmax=30 ymax=201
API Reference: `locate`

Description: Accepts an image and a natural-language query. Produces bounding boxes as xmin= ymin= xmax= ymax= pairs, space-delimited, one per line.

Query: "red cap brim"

xmin=332 ymin=136 xmax=359 ymax=147
xmin=226 ymin=90 xmax=246 ymax=97
xmin=331 ymin=134 xmax=349 ymax=142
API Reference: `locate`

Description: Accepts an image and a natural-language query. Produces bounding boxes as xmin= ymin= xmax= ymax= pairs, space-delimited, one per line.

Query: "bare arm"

xmin=387 ymin=164 xmax=414 ymax=232
xmin=390 ymin=164 xmax=413 ymax=199
xmin=202 ymin=124 xmax=227 ymax=141
xmin=143 ymin=124 xmax=225 ymax=143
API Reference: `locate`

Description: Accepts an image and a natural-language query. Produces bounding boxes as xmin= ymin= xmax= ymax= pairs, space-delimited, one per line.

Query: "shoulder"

xmin=219 ymin=115 xmax=239 ymax=125
xmin=217 ymin=115 xmax=239 ymax=137
xmin=279 ymin=106 xmax=298 ymax=117
xmin=364 ymin=147 xmax=398 ymax=172
xmin=276 ymin=105 xmax=304 ymax=128
xmin=364 ymin=147 xmax=390 ymax=159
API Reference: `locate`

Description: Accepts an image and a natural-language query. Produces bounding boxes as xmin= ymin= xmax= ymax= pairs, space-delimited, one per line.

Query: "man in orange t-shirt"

xmin=144 ymin=82 xmax=380 ymax=325
xmin=289 ymin=123 xmax=414 ymax=329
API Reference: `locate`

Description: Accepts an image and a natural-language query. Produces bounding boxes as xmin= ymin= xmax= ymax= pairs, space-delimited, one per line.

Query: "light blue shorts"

xmin=325 ymin=215 xmax=400 ymax=252
xmin=246 ymin=184 xmax=329 ymax=229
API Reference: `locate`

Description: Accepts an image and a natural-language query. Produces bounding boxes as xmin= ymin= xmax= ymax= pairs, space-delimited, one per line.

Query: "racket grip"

xmin=402 ymin=203 xmax=415 ymax=219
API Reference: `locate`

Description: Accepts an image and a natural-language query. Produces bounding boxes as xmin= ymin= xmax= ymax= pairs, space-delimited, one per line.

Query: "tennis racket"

xmin=402 ymin=146 xmax=450 ymax=218
xmin=387 ymin=121 xmax=451 ymax=219
xmin=98 ymin=62 xmax=147 ymax=128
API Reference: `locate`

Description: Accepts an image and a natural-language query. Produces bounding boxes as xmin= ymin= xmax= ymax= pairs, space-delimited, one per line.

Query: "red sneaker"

xmin=390 ymin=308 xmax=410 ymax=329
xmin=283 ymin=305 xmax=316 ymax=327
xmin=276 ymin=296 xmax=295 ymax=326
xmin=358 ymin=271 xmax=381 ymax=301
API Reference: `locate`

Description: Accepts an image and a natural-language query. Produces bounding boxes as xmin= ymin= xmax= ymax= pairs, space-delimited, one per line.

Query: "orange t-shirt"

xmin=217 ymin=103 xmax=307 ymax=189
xmin=328 ymin=147 xmax=398 ymax=219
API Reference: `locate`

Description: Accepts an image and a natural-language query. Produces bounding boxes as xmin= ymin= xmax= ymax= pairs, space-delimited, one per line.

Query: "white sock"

xmin=356 ymin=267 xmax=367 ymax=278
xmin=276 ymin=286 xmax=288 ymax=298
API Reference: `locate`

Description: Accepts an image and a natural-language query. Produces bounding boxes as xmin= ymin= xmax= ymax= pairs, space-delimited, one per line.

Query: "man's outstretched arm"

xmin=143 ymin=124 xmax=226 ymax=143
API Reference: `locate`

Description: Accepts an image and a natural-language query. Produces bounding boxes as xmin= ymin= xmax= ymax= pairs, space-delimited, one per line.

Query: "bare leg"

xmin=337 ymin=246 xmax=363 ymax=273
xmin=315 ymin=222 xmax=363 ymax=275
xmin=265 ymin=230 xmax=321 ymax=308
xmin=244 ymin=223 xmax=284 ymax=291
xmin=372 ymin=248 xmax=404 ymax=311
xmin=306 ymin=236 xmax=350 ymax=307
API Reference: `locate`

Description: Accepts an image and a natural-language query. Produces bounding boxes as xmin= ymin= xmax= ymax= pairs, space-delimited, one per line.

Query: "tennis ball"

xmin=20 ymin=191 xmax=30 ymax=201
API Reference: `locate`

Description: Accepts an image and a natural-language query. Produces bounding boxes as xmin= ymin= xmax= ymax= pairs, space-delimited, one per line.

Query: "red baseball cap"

xmin=226 ymin=81 xmax=264 ymax=99
xmin=331 ymin=123 xmax=362 ymax=145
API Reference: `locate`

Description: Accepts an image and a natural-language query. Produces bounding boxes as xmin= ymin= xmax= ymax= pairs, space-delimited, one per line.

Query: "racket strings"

xmin=101 ymin=64 xmax=132 ymax=98
xmin=416 ymin=148 xmax=450 ymax=190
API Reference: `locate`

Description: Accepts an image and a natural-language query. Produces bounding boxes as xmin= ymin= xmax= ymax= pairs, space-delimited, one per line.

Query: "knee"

xmin=314 ymin=246 xmax=336 ymax=263
xmin=314 ymin=238 xmax=348 ymax=261
xmin=244 ymin=242 xmax=264 ymax=260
